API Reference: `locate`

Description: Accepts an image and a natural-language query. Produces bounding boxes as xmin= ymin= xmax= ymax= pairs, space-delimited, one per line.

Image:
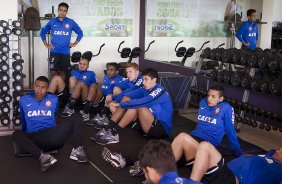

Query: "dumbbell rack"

xmin=0 ymin=19 xmax=23 ymax=133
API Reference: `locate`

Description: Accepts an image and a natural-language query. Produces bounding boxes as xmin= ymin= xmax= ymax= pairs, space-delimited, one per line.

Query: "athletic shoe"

xmin=69 ymin=146 xmax=88 ymax=163
xmin=93 ymin=118 xmax=110 ymax=130
xmin=89 ymin=128 xmax=108 ymax=141
xmin=95 ymin=130 xmax=119 ymax=145
xmin=87 ymin=114 xmax=106 ymax=126
xmin=80 ymin=110 xmax=90 ymax=121
xmin=129 ymin=161 xmax=144 ymax=176
xmin=39 ymin=153 xmax=57 ymax=172
xmin=61 ymin=105 xmax=74 ymax=117
xmin=101 ymin=147 xmax=126 ymax=169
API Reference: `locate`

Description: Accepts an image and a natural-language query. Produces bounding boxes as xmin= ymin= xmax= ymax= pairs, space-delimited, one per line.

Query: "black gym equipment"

xmin=0 ymin=20 xmax=9 ymax=28
xmin=12 ymin=53 xmax=22 ymax=60
xmin=268 ymin=51 xmax=282 ymax=71
xmin=0 ymin=103 xmax=10 ymax=114
xmin=0 ymin=44 xmax=10 ymax=54
xmin=12 ymin=28 xmax=22 ymax=36
xmin=0 ymin=54 xmax=8 ymax=62
xmin=0 ymin=61 xmax=9 ymax=72
xmin=0 ymin=72 xmax=10 ymax=82
xmin=13 ymin=81 xmax=23 ymax=92
xmin=258 ymin=110 xmax=266 ymax=129
xmin=12 ymin=59 xmax=24 ymax=71
xmin=0 ymin=34 xmax=9 ymax=44
xmin=0 ymin=82 xmax=9 ymax=93
xmin=12 ymin=20 xmax=21 ymax=28
xmin=0 ymin=114 xmax=10 ymax=126
xmin=0 ymin=93 xmax=12 ymax=103
xmin=71 ymin=51 xmax=82 ymax=63
xmin=13 ymin=71 xmax=24 ymax=82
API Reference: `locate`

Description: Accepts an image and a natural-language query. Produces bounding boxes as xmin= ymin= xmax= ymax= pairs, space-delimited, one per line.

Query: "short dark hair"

xmin=209 ymin=85 xmax=224 ymax=97
xmin=106 ymin=62 xmax=119 ymax=71
xmin=141 ymin=68 xmax=159 ymax=82
xmin=247 ymin=9 xmax=256 ymax=17
xmin=139 ymin=140 xmax=176 ymax=175
xmin=58 ymin=2 xmax=69 ymax=10
xmin=35 ymin=76 xmax=49 ymax=85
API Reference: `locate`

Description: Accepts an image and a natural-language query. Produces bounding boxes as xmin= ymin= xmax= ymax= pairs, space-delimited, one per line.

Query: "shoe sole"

xmin=41 ymin=159 xmax=57 ymax=172
xmin=95 ymin=139 xmax=119 ymax=145
xmin=101 ymin=147 xmax=121 ymax=169
xmin=61 ymin=114 xmax=72 ymax=118
xmin=69 ymin=155 xmax=88 ymax=163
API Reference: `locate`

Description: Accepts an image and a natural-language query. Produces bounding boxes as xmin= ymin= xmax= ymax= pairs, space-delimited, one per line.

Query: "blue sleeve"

xmin=224 ymin=106 xmax=243 ymax=156
xmin=236 ymin=23 xmax=245 ymax=42
xmin=40 ymin=20 xmax=52 ymax=41
xmin=71 ymin=70 xmax=78 ymax=77
xmin=115 ymin=79 xmax=129 ymax=90
xmin=120 ymin=87 xmax=164 ymax=109
xmin=114 ymin=88 xmax=145 ymax=103
xmin=72 ymin=20 xmax=83 ymax=42
xmin=91 ymin=72 xmax=97 ymax=84
xmin=19 ymin=102 xmax=27 ymax=131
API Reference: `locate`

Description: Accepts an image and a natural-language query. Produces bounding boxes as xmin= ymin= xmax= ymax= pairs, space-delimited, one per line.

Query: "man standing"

xmin=40 ymin=2 xmax=83 ymax=80
xmin=236 ymin=9 xmax=258 ymax=49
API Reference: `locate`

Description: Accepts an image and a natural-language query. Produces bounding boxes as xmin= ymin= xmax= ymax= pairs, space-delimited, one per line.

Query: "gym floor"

xmin=0 ymin=110 xmax=268 ymax=184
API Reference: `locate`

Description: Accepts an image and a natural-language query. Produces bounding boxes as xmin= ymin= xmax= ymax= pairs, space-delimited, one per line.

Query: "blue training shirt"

xmin=236 ymin=20 xmax=258 ymax=49
xmin=40 ymin=17 xmax=83 ymax=55
xmin=190 ymin=99 xmax=243 ymax=156
xmin=159 ymin=172 xmax=203 ymax=184
xmin=20 ymin=91 xmax=58 ymax=133
xmin=101 ymin=74 xmax=123 ymax=96
xmin=119 ymin=83 xmax=173 ymax=136
xmin=112 ymin=74 xmax=143 ymax=102
xmin=227 ymin=150 xmax=282 ymax=184
xmin=71 ymin=70 xmax=97 ymax=87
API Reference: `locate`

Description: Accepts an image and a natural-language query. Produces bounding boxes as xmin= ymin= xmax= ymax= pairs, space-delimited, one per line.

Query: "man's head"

xmin=78 ymin=58 xmax=89 ymax=71
xmin=247 ymin=9 xmax=257 ymax=23
xmin=273 ymin=147 xmax=282 ymax=164
xmin=58 ymin=2 xmax=69 ymax=19
xmin=141 ymin=68 xmax=158 ymax=90
xmin=207 ymin=85 xmax=224 ymax=107
xmin=125 ymin=63 xmax=139 ymax=82
xmin=33 ymin=76 xmax=49 ymax=100
xmin=139 ymin=140 xmax=176 ymax=184
xmin=106 ymin=62 xmax=119 ymax=78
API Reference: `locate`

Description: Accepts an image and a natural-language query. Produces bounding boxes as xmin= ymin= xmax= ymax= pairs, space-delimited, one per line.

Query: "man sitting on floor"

xmin=139 ymin=140 xmax=202 ymax=184
xmin=12 ymin=76 xmax=88 ymax=172
xmin=80 ymin=62 xmax=123 ymax=121
xmin=171 ymin=85 xmax=243 ymax=169
xmin=190 ymin=141 xmax=282 ymax=184
xmin=61 ymin=57 xmax=97 ymax=117
xmin=91 ymin=68 xmax=173 ymax=145
xmin=89 ymin=62 xmax=143 ymax=126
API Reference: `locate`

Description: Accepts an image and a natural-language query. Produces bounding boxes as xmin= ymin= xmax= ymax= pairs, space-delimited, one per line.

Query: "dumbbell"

xmin=0 ymin=72 xmax=10 ymax=82
xmin=0 ymin=61 xmax=9 ymax=72
xmin=258 ymin=110 xmax=266 ymax=129
xmin=0 ymin=44 xmax=10 ymax=54
xmin=12 ymin=28 xmax=22 ymax=36
xmin=240 ymin=75 xmax=251 ymax=89
xmin=0 ymin=114 xmax=10 ymax=126
xmin=201 ymin=47 xmax=211 ymax=59
xmin=13 ymin=71 xmax=24 ymax=82
xmin=13 ymin=81 xmax=23 ymax=92
xmin=13 ymin=92 xmax=22 ymax=102
xmin=12 ymin=60 xmax=23 ymax=71
xmin=0 ymin=93 xmax=12 ymax=103
xmin=269 ymin=79 xmax=282 ymax=96
xmin=247 ymin=51 xmax=258 ymax=67
xmin=216 ymin=70 xmax=224 ymax=82
xmin=250 ymin=107 xmax=258 ymax=127
xmin=210 ymin=69 xmax=218 ymax=81
xmin=268 ymin=52 xmax=282 ymax=71
xmin=0 ymin=34 xmax=9 ymax=44
xmin=246 ymin=105 xmax=253 ymax=126
xmin=0 ymin=54 xmax=8 ymax=62
xmin=209 ymin=48 xmax=216 ymax=60
xmin=265 ymin=111 xmax=272 ymax=131
xmin=259 ymin=77 xmax=272 ymax=93
xmin=250 ymin=74 xmax=263 ymax=91
xmin=272 ymin=114 xmax=278 ymax=131
xmin=0 ymin=82 xmax=9 ymax=93
xmin=239 ymin=49 xmax=249 ymax=66
xmin=12 ymin=20 xmax=21 ymax=28
xmin=0 ymin=27 xmax=12 ymax=35
xmin=13 ymin=115 xmax=21 ymax=126
xmin=0 ymin=20 xmax=9 ymax=28
xmin=13 ymin=102 xmax=20 ymax=114
xmin=223 ymin=70 xmax=233 ymax=84
xmin=0 ymin=103 xmax=10 ymax=114
xmin=12 ymin=53 xmax=22 ymax=60
xmin=235 ymin=101 xmax=243 ymax=123
xmin=242 ymin=102 xmax=249 ymax=124
xmin=230 ymin=71 xmax=244 ymax=87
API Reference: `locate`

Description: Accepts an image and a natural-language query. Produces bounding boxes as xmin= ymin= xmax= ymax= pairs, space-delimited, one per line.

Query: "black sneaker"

xmin=101 ymin=147 xmax=126 ymax=169
xmin=129 ymin=161 xmax=144 ymax=176
xmin=61 ymin=105 xmax=74 ymax=117
xmin=69 ymin=146 xmax=88 ymax=163
xmin=39 ymin=153 xmax=57 ymax=172
xmin=95 ymin=130 xmax=119 ymax=145
xmin=89 ymin=128 xmax=108 ymax=141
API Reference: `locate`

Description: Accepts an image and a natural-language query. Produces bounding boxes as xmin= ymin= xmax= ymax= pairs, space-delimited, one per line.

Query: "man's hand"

xmin=242 ymin=41 xmax=250 ymax=47
xmin=44 ymin=43 xmax=54 ymax=49
xmin=106 ymin=94 xmax=113 ymax=104
xmin=109 ymin=101 xmax=120 ymax=113
xmin=69 ymin=42 xmax=78 ymax=48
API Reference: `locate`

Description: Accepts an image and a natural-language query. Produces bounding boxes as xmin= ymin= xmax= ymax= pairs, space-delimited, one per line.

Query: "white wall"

xmin=0 ymin=0 xmax=17 ymax=20
xmin=260 ymin=0 xmax=274 ymax=49
xmin=273 ymin=0 xmax=282 ymax=22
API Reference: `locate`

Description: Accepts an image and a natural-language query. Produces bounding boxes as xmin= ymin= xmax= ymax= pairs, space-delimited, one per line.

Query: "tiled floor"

xmin=179 ymin=108 xmax=282 ymax=151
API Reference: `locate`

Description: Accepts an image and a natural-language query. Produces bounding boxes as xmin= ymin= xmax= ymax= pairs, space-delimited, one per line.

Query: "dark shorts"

xmin=131 ymin=118 xmax=168 ymax=139
xmin=50 ymin=52 xmax=71 ymax=72
xmin=202 ymin=158 xmax=236 ymax=184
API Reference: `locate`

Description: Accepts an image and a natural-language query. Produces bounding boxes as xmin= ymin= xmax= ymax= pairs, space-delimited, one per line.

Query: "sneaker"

xmin=95 ymin=130 xmax=119 ymax=145
xmin=61 ymin=105 xmax=74 ymax=117
xmin=129 ymin=161 xmax=144 ymax=176
xmin=80 ymin=110 xmax=90 ymax=121
xmin=101 ymin=147 xmax=126 ymax=169
xmin=93 ymin=118 xmax=110 ymax=130
xmin=89 ymin=128 xmax=108 ymax=141
xmin=39 ymin=153 xmax=57 ymax=172
xmin=69 ymin=146 xmax=88 ymax=163
xmin=87 ymin=114 xmax=107 ymax=126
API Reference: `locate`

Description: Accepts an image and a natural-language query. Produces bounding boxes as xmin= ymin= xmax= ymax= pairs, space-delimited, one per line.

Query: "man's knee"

xmin=198 ymin=141 xmax=213 ymax=152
